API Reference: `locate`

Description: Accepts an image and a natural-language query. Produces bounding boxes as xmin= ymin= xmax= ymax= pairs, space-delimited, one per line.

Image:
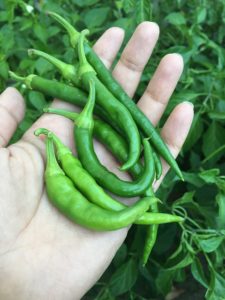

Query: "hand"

xmin=0 ymin=23 xmax=193 ymax=300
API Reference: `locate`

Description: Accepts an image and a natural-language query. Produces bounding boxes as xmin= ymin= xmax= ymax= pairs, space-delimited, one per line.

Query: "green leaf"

xmin=196 ymin=7 xmax=207 ymax=24
xmin=0 ymin=60 xmax=9 ymax=79
xmin=199 ymin=169 xmax=220 ymax=184
xmin=183 ymin=112 xmax=204 ymax=152
xmin=19 ymin=58 xmax=34 ymax=71
xmin=208 ymin=112 xmax=225 ymax=121
xmin=139 ymin=265 xmax=153 ymax=282
xmin=19 ymin=18 xmax=33 ymax=31
xmin=153 ymin=224 xmax=178 ymax=255
xmin=183 ymin=172 xmax=205 ymax=187
xmin=206 ymin=271 xmax=225 ymax=300
xmin=198 ymin=236 xmax=224 ymax=253
xmin=214 ymin=240 xmax=225 ymax=269
xmin=111 ymin=18 xmax=130 ymax=30
xmin=47 ymin=26 xmax=61 ymax=38
xmin=166 ymin=91 xmax=200 ymax=116
xmin=41 ymin=2 xmax=66 ymax=15
xmin=165 ymin=12 xmax=186 ymax=25
xmin=112 ymin=244 xmax=127 ymax=268
xmin=135 ymin=0 xmax=151 ymax=24
xmin=83 ymin=7 xmax=110 ymax=28
xmin=191 ymin=257 xmax=209 ymax=288
xmin=34 ymin=57 xmax=54 ymax=76
xmin=216 ymin=179 xmax=225 ymax=192
xmin=202 ymin=122 xmax=225 ymax=162
xmin=0 ymin=11 xmax=8 ymax=22
xmin=123 ymin=0 xmax=135 ymax=14
xmin=173 ymin=191 xmax=195 ymax=207
xmin=33 ymin=23 xmax=48 ymax=44
xmin=165 ymin=243 xmax=193 ymax=271
xmin=216 ymin=193 xmax=225 ymax=229
xmin=174 ymin=268 xmax=186 ymax=282
xmin=71 ymin=0 xmax=100 ymax=7
xmin=156 ymin=269 xmax=175 ymax=296
xmin=108 ymin=258 xmax=138 ymax=296
xmin=0 ymin=24 xmax=14 ymax=53
xmin=95 ymin=288 xmax=114 ymax=300
xmin=166 ymin=252 xmax=193 ymax=271
xmin=216 ymin=100 xmax=225 ymax=114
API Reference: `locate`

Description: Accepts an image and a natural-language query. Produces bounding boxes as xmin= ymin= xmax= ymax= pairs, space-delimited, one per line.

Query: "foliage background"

xmin=0 ymin=0 xmax=225 ymax=299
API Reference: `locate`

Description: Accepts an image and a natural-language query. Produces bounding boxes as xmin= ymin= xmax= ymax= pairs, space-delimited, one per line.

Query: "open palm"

xmin=0 ymin=23 xmax=193 ymax=300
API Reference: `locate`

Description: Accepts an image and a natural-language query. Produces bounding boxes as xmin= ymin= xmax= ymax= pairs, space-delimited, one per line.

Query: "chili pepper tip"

xmin=28 ymin=49 xmax=35 ymax=57
xmin=82 ymin=29 xmax=90 ymax=36
xmin=34 ymin=129 xmax=42 ymax=136
xmin=34 ymin=128 xmax=50 ymax=137
xmin=177 ymin=216 xmax=184 ymax=222
xmin=8 ymin=71 xmax=24 ymax=82
xmin=45 ymin=10 xmax=52 ymax=16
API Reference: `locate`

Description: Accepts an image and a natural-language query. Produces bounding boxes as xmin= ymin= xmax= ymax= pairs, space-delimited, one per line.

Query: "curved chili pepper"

xmin=152 ymin=151 xmax=163 ymax=180
xmin=44 ymin=136 xmax=153 ymax=231
xmin=141 ymin=203 xmax=159 ymax=265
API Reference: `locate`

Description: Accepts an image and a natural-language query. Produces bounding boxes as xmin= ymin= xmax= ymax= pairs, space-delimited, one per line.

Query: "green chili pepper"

xmin=77 ymin=29 xmax=141 ymax=171
xmin=9 ymin=71 xmax=86 ymax=105
xmin=152 ymin=151 xmax=162 ymax=180
xmin=47 ymin=11 xmax=183 ymax=180
xmin=44 ymin=135 xmax=155 ymax=231
xmin=141 ymin=202 xmax=159 ymax=265
xmin=35 ymin=128 xmax=184 ymax=226
xmin=27 ymin=48 xmax=141 ymax=171
xmin=86 ymin=52 xmax=184 ymax=179
xmin=139 ymin=187 xmax=159 ymax=265
xmin=8 ymin=71 xmax=122 ymax=133
xmin=60 ymin=78 xmax=154 ymax=197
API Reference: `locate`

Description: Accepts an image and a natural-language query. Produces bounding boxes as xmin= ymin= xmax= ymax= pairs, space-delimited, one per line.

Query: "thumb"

xmin=0 ymin=87 xmax=25 ymax=148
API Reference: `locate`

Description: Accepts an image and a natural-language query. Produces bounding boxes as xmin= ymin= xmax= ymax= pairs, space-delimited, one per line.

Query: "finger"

xmin=0 ymin=87 xmax=25 ymax=147
xmin=138 ymin=53 xmax=183 ymax=126
xmin=113 ymin=22 xmax=159 ymax=97
xmin=153 ymin=102 xmax=194 ymax=190
xmin=93 ymin=27 xmax=125 ymax=69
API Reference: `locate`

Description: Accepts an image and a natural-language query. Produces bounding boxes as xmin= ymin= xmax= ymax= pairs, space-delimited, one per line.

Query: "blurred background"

xmin=0 ymin=1 xmax=224 ymax=299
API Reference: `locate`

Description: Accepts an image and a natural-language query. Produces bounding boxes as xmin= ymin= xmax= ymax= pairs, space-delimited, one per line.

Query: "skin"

xmin=0 ymin=23 xmax=194 ymax=300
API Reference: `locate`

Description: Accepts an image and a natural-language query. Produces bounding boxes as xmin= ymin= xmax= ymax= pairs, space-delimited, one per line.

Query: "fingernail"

xmin=182 ymin=101 xmax=194 ymax=109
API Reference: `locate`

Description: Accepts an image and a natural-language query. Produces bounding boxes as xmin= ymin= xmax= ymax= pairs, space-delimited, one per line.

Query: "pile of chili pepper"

xmin=9 ymin=12 xmax=184 ymax=265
